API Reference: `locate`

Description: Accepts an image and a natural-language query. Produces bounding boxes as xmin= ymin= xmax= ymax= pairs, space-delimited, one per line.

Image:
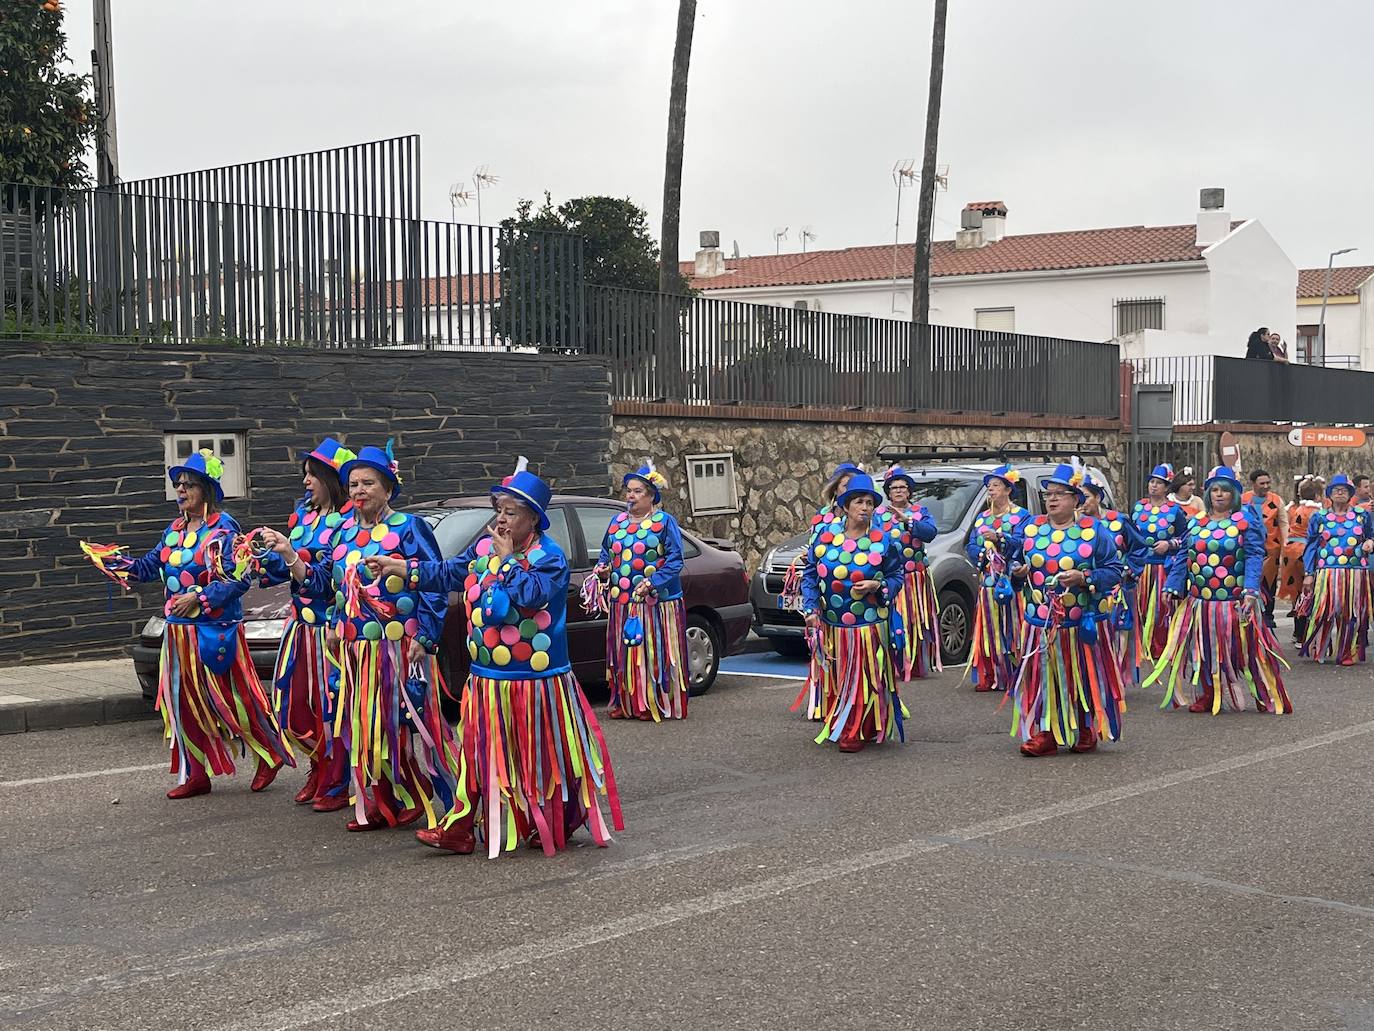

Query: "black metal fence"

xmin=589 ymin=285 xmax=1121 ymax=416
xmin=1130 ymin=355 xmax=1374 ymax=424
xmin=1 ymin=181 xmax=583 ymax=350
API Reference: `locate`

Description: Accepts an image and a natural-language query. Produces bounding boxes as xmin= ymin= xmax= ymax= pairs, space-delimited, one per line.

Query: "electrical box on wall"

xmin=1133 ymin=383 xmax=1174 ymax=441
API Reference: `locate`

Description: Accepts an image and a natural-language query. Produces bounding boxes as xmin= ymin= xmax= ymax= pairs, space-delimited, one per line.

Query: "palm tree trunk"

xmin=657 ymin=0 xmax=697 ymax=400
xmin=910 ymin=0 xmax=947 ymax=408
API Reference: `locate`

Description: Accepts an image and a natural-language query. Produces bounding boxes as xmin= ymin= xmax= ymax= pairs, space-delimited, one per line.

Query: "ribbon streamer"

xmin=79 ymin=540 xmax=133 ymax=591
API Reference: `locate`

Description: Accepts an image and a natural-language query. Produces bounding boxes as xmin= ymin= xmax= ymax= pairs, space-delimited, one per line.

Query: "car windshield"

xmin=908 ymin=475 xmax=984 ymax=533
xmin=428 ymin=507 xmax=493 ymax=559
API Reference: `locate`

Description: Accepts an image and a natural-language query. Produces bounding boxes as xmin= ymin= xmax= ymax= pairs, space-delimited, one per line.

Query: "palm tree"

xmin=659 ymin=0 xmax=696 ymax=296
xmin=910 ymin=0 xmax=948 ymax=408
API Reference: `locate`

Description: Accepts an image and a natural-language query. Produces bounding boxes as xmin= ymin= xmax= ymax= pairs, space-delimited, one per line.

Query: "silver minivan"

xmin=750 ymin=453 xmax=1115 ymax=664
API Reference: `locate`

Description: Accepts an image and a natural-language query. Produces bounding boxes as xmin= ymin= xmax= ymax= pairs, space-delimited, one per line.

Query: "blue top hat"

xmin=1081 ymin=471 xmax=1107 ymax=497
xmin=1203 ymin=465 xmax=1241 ymax=495
xmin=983 ymin=463 xmax=1022 ymax=489
xmin=836 ymin=472 xmax=882 ymax=509
xmin=1039 ymin=461 xmax=1088 ymax=500
xmin=492 ymin=456 xmax=552 ymax=531
xmin=168 ymin=449 xmax=226 ymax=502
xmin=338 ymin=440 xmax=402 ymax=501
xmin=829 ymin=462 xmax=862 ymax=483
xmin=623 ymin=458 xmax=668 ymax=503
xmin=882 ymin=465 xmax=917 ymax=496
xmin=1326 ymin=473 xmax=1356 ymax=499
xmin=1148 ymin=463 xmax=1175 ymax=485
xmin=298 ymin=437 xmax=357 ymax=483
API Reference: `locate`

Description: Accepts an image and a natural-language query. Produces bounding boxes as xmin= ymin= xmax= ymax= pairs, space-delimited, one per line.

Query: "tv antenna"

xmin=773 ymin=226 xmax=789 ymax=255
xmin=472 ymin=165 xmax=500 ymax=225
xmin=448 ymin=181 xmax=473 ymax=223
xmin=890 ymin=160 xmax=949 ymax=312
xmin=800 ymin=226 xmax=817 ymax=253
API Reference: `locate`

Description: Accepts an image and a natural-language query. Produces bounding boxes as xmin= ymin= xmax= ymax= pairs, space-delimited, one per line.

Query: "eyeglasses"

xmin=1042 ymin=490 xmax=1073 ymax=500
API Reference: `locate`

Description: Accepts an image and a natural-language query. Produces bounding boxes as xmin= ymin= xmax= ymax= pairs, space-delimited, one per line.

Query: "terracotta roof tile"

xmin=683 ymin=223 xmax=1222 ymax=291
xmin=1297 ymin=265 xmax=1374 ymax=298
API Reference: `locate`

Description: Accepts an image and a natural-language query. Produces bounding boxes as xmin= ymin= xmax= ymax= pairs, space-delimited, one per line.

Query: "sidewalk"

xmin=0 ymin=657 xmax=153 ymax=735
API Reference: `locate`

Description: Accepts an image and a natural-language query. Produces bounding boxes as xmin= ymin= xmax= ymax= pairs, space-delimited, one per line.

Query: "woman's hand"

xmin=593 ymin=563 xmax=610 ymax=582
xmin=1010 ymin=563 xmax=1028 ymax=578
xmin=1303 ymin=575 xmax=1315 ymax=589
xmin=491 ymin=524 xmax=514 ymax=560
xmin=852 ymin=579 xmax=880 ymax=594
xmin=804 ymin=611 xmax=820 ymax=630
xmin=1363 ymin=539 xmax=1373 ymax=555
xmin=168 ymin=593 xmax=201 ymax=617
xmin=1152 ymin=540 xmax=1170 ymax=556
xmin=259 ymin=529 xmax=295 ymax=558
xmin=1058 ymin=569 xmax=1087 ymax=589
xmin=365 ymin=555 xmax=406 ymax=579
xmin=631 ymin=579 xmax=654 ymax=601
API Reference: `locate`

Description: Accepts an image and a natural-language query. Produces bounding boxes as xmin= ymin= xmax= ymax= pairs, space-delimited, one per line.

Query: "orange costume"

xmin=1279 ymin=500 xmax=1320 ymax=605
xmin=1241 ymin=490 xmax=1286 ymax=588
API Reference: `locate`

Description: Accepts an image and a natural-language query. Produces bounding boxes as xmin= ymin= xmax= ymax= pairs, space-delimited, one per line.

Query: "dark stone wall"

xmin=0 ymin=339 xmax=611 ymax=663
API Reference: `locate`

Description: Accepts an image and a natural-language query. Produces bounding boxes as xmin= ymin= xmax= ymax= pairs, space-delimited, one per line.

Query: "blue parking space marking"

xmin=719 ymin=652 xmax=808 ymax=679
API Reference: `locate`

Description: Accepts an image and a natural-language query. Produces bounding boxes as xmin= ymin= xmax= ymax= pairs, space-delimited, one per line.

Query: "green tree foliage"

xmin=0 ymin=0 xmax=97 ymax=190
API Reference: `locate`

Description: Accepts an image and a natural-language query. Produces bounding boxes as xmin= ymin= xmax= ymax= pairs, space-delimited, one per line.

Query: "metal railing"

xmin=1130 ymin=355 xmax=1374 ymax=424
xmin=590 ymin=285 xmax=1121 ymax=416
xmin=1 ymin=181 xmax=583 ymax=350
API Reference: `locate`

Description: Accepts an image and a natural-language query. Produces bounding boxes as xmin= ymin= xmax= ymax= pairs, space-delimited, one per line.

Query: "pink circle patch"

xmin=476 ymin=537 xmax=494 ymax=556
xmin=500 ymin=624 xmax=521 ymax=646
xmin=1077 ymin=543 xmax=1092 ymax=558
xmin=381 ymin=531 xmax=400 ymax=550
xmin=534 ymin=609 xmax=552 ymax=630
xmin=404 ymin=618 xmax=420 ymax=637
xmin=466 ymin=585 xmax=481 ymax=603
xmin=841 ymin=539 xmax=857 ymax=552
xmin=840 ymin=611 xmax=856 ymax=625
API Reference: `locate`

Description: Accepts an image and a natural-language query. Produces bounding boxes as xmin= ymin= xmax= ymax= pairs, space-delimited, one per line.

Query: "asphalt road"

xmin=3 ymin=654 xmax=1374 ymax=1031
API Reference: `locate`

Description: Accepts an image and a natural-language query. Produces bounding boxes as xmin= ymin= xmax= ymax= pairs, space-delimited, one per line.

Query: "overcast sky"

xmin=63 ymin=0 xmax=1372 ymax=271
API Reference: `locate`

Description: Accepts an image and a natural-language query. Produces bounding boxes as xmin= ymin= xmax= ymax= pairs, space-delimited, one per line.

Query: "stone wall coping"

xmin=612 ymin=400 xmax=1120 ymax=432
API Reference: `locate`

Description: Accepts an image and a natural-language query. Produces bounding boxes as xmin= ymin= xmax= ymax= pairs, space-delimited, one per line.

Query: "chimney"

xmin=1195 ymin=187 xmax=1230 ymax=248
xmin=955 ymin=201 xmax=1008 ymax=249
xmin=694 ymin=230 xmax=725 ymax=278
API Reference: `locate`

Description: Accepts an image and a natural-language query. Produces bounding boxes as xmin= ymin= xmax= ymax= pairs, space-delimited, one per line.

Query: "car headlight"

xmin=243 ymin=618 xmax=287 ymax=642
xmin=142 ymin=615 xmax=166 ymax=637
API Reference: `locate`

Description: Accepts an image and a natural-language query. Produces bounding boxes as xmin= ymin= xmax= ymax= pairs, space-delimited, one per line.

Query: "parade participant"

xmin=263 ymin=442 xmax=455 ymax=832
xmin=964 ymin=464 xmax=1028 ymax=692
xmin=798 ymin=473 xmax=906 ymax=752
xmin=1009 ymin=462 xmax=1125 ymax=757
xmin=1279 ymin=478 xmax=1322 ymax=614
xmin=1169 ymin=468 xmax=1204 ymax=518
xmin=1146 ymin=467 xmax=1292 ymax=715
xmin=1080 ymin=473 xmax=1149 ymax=684
xmin=113 ymin=450 xmax=293 ymax=799
xmin=1131 ymin=463 xmax=1189 ymax=663
xmin=257 ymin=438 xmax=355 ymax=811
xmin=368 ymin=458 xmax=623 ymax=857
xmin=1354 ymin=474 xmax=1372 ymax=512
xmin=876 ymin=466 xmax=940 ymax=679
xmin=1241 ymin=470 xmax=1287 ymax=629
xmin=592 ymin=459 xmax=689 ymax=721
xmin=1299 ymin=474 xmax=1374 ymax=665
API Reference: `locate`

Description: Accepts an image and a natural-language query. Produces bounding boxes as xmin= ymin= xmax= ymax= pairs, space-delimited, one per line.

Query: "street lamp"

xmin=1318 ymin=246 xmax=1357 ymax=365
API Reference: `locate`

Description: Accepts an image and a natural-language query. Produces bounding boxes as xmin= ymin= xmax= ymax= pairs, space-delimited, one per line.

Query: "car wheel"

xmin=772 ymin=637 xmax=809 ymax=659
xmin=686 ymin=613 xmax=721 ymax=697
xmin=937 ymin=588 xmax=973 ymax=666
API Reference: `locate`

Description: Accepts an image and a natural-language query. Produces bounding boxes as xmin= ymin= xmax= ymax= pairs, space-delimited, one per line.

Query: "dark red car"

xmin=132 ymin=494 xmax=753 ymax=704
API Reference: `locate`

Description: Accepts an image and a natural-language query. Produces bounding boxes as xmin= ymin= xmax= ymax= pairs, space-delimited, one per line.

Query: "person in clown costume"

xmin=1144 ymin=466 xmax=1292 ymax=715
xmin=963 ymin=463 xmax=1029 ymax=692
xmin=1130 ymin=463 xmax=1189 ymax=664
xmin=112 ymin=450 xmax=294 ymax=798
xmin=262 ymin=442 xmax=456 ymax=832
xmin=1008 ymin=462 xmax=1125 ymax=758
xmin=367 ymin=458 xmax=624 ymax=857
xmin=593 ymin=459 xmax=690 ymax=721
xmin=1299 ymin=474 xmax=1374 ymax=665
xmin=1079 ymin=472 xmax=1149 ymax=684
xmin=257 ymin=437 xmax=356 ymax=811
xmin=876 ymin=466 xmax=940 ymax=679
xmin=798 ymin=472 xmax=907 ymax=753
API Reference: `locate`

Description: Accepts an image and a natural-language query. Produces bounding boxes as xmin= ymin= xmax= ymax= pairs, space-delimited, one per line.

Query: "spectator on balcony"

xmin=1169 ymin=468 xmax=1205 ymax=519
xmin=1245 ymin=327 xmax=1274 ymax=361
xmin=1267 ymin=332 xmax=1290 ymax=364
xmin=1241 ymin=469 xmax=1288 ymax=629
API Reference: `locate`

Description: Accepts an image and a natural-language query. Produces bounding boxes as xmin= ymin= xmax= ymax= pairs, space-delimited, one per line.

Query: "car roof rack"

xmin=876 ymin=439 xmax=1109 ymax=464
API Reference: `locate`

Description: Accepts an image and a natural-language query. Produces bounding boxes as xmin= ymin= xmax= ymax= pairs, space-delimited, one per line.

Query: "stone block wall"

xmin=0 ymin=339 xmax=611 ymax=663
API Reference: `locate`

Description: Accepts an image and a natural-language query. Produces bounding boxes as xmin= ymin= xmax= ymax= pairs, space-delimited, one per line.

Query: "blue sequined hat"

xmin=1203 ymin=465 xmax=1242 ymax=494
xmin=882 ymin=465 xmax=917 ymax=496
xmin=168 ymin=449 xmax=225 ymax=502
xmin=1326 ymin=473 xmax=1356 ymax=499
xmin=338 ymin=439 xmax=402 ymax=501
xmin=836 ymin=472 xmax=882 ymax=509
xmin=1148 ymin=463 xmax=1175 ymax=485
xmin=983 ymin=463 xmax=1022 ymax=489
xmin=491 ymin=456 xmax=552 ymax=531
xmin=1039 ymin=460 xmax=1088 ymax=500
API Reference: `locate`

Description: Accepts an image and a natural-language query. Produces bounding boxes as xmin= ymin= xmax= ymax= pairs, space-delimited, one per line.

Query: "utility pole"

xmin=91 ymin=0 xmax=120 ymax=186
xmin=909 ymin=0 xmax=947 ymax=409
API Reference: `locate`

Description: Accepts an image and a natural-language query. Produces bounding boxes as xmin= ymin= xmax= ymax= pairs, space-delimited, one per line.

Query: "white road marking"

xmin=716 ymin=669 xmax=807 ymax=682
xmin=0 ymin=763 xmax=165 ymax=788
xmin=235 ymin=719 xmax=1374 ymax=1031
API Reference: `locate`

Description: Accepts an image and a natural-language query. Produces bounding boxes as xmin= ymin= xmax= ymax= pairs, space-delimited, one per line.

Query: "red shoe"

xmin=416 ymin=823 xmax=475 ymax=854
xmin=346 ymin=806 xmax=384 ymax=832
xmin=167 ymin=773 xmax=211 ymax=800
xmin=393 ymin=807 xmax=422 ymax=829
xmin=251 ymin=760 xmax=281 ymax=793
xmin=838 ymin=737 xmax=866 ymax=753
xmin=1071 ymin=723 xmax=1098 ymax=753
xmin=974 ymin=682 xmax=994 ymax=693
xmin=311 ymin=793 xmax=350 ymax=813
xmin=294 ymin=762 xmax=321 ymax=805
xmin=1020 ymin=732 xmax=1057 ymax=758
xmin=1188 ymin=693 xmax=1213 ymax=714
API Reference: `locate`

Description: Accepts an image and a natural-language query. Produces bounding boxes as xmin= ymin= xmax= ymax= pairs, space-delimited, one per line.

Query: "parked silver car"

xmin=750 ymin=452 xmax=1115 ymax=664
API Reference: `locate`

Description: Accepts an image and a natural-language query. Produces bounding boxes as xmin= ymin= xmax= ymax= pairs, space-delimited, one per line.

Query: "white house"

xmin=1295 ymin=264 xmax=1373 ymax=369
xmin=683 ymin=191 xmax=1299 ymax=364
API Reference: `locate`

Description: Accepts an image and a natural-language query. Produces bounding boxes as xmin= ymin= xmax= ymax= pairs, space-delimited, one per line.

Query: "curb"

xmin=0 ymin=694 xmax=156 ymax=735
